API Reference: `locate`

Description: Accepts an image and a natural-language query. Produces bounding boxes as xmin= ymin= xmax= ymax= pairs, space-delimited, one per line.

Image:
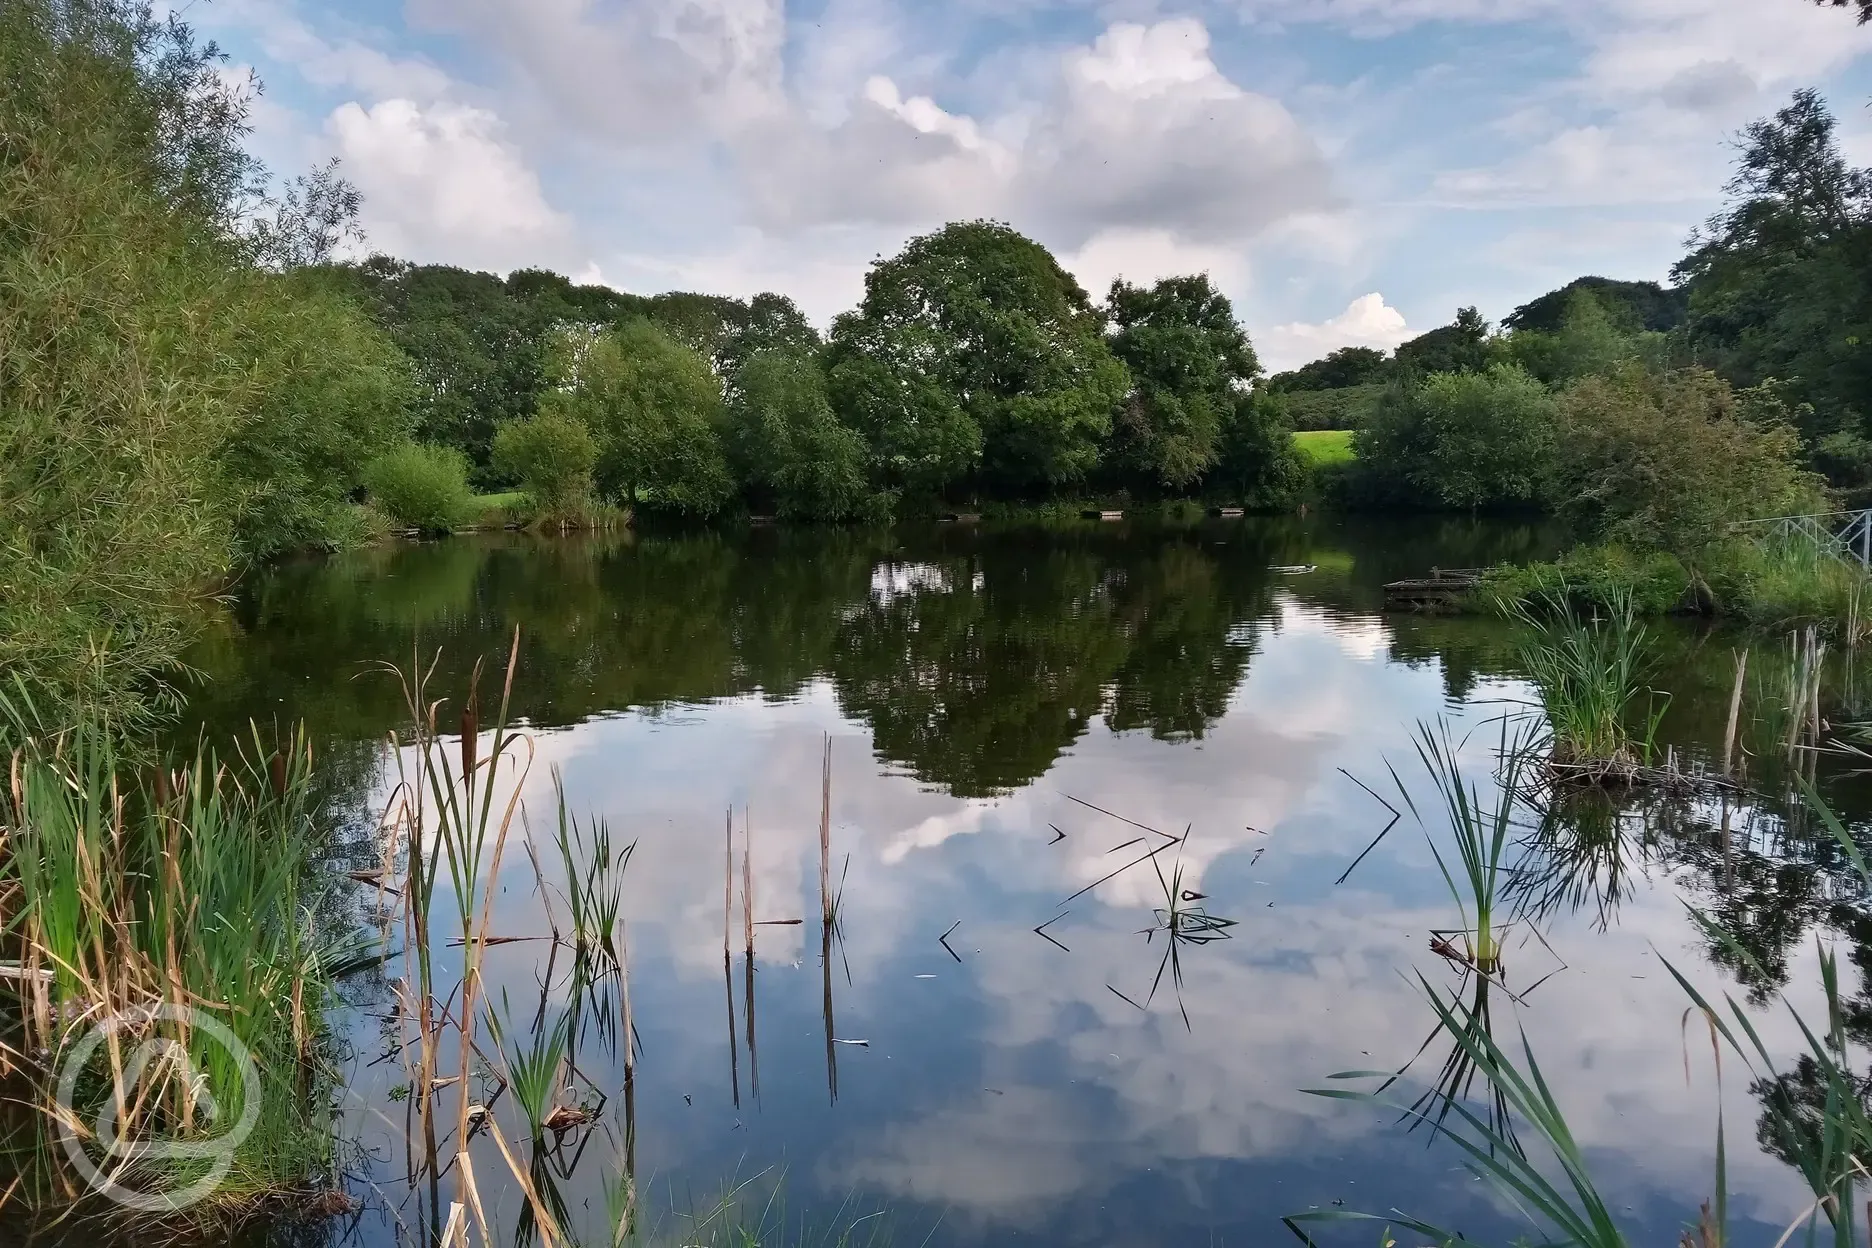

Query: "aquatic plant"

xmin=1286 ymin=972 xmax=1638 ymax=1248
xmin=1393 ymin=720 xmax=1532 ymax=979
xmin=1507 ymin=586 xmax=1669 ymax=777
xmin=1295 ymin=756 xmax=1872 ymax=1248
xmin=1142 ymin=835 xmax=1237 ymax=1029
xmin=0 ymin=690 xmax=357 ymax=1222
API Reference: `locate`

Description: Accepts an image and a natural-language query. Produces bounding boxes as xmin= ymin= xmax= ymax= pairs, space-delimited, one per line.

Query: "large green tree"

xmin=1554 ymin=367 xmax=1823 ymax=552
xmin=1674 ymin=89 xmax=1872 ymax=444
xmin=1266 ymin=346 xmax=1392 ymax=393
xmin=826 ymin=221 xmax=1129 ymax=494
xmin=340 ymin=260 xmax=556 ymax=479
xmin=1395 ymin=306 xmax=1495 ymax=376
xmin=225 ymin=271 xmax=417 ymax=557
xmin=1503 ymin=277 xmax=1687 ymax=335
xmin=0 ymin=0 xmax=382 ymax=718
xmin=547 ymin=319 xmax=733 ymax=516
xmin=1104 ymin=274 xmax=1258 ymax=490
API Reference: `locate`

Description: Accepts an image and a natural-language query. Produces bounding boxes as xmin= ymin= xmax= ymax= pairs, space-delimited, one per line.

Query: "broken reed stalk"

xmin=620 ymin=920 xmax=633 ymax=1083
xmin=1723 ymin=648 xmax=1748 ymax=776
xmin=820 ymin=736 xmax=833 ymax=927
xmin=743 ymin=807 xmax=755 ymax=959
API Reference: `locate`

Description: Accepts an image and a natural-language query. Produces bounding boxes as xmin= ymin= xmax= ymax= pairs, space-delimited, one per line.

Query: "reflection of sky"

xmin=318 ymin=590 xmax=1839 ymax=1248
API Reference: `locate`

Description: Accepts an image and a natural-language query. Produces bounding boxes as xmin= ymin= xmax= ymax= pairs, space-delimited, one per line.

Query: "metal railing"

xmin=1734 ymin=509 xmax=1872 ymax=568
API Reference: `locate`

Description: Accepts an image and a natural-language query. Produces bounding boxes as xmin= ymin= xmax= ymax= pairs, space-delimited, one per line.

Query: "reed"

xmin=1391 ymin=720 xmax=1532 ymax=978
xmin=1508 ymin=587 xmax=1668 ymax=777
xmin=0 ymin=701 xmax=354 ymax=1221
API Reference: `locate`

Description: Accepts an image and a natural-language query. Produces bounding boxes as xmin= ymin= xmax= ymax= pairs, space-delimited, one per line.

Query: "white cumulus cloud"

xmin=1259 ymin=293 xmax=1411 ymax=372
xmin=327 ymin=99 xmax=573 ymax=273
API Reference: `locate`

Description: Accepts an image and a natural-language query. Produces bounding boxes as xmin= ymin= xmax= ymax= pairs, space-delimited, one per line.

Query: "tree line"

xmin=303 ymin=225 xmax=1305 ymax=528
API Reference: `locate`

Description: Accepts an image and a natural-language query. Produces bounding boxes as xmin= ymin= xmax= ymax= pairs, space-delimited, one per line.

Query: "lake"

xmin=159 ymin=514 xmax=1872 ymax=1246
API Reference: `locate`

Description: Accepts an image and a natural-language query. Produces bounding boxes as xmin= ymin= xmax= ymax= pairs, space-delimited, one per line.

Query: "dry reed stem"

xmin=1723 ymin=648 xmax=1748 ymax=775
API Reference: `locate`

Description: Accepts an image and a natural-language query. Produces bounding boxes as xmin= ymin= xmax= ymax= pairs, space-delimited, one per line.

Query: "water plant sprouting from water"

xmin=1293 ymin=740 xmax=1872 ymax=1248
xmin=1141 ymin=832 xmax=1237 ymax=1030
xmin=1505 ymin=585 xmax=1670 ymax=779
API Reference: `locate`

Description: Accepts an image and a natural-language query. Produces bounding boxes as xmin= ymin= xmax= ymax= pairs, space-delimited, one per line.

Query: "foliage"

xmin=1675 ymin=89 xmax=1872 ymax=444
xmin=1354 ymin=365 xmax=1557 ymax=509
xmin=827 ymin=220 xmax=1129 ymax=493
xmin=223 ymin=270 xmax=418 ymax=558
xmin=491 ymin=410 xmax=599 ymax=516
xmin=1814 ymin=428 xmax=1872 ymax=490
xmin=720 ymin=292 xmax=822 ymax=386
xmin=550 ymin=319 xmax=734 ymax=516
xmin=1270 ymin=382 xmax=1385 ymax=432
xmin=728 ymin=350 xmax=882 ymax=522
xmin=1394 ymin=306 xmax=1495 ymax=375
xmin=338 ymin=260 xmax=563 ymax=479
xmin=364 ymin=443 xmax=473 ymax=533
xmin=1104 ymin=274 xmax=1259 ymax=490
xmin=1212 ymin=390 xmax=1308 ymax=508
xmin=1552 ymin=366 xmax=1823 ymax=552
xmin=1266 ymin=345 xmax=1391 ymax=393
xmin=1505 ymin=288 xmax=1663 ymax=387
xmin=1503 ymin=276 xmax=1687 ymax=335
xmin=0 ymin=0 xmax=284 ymax=722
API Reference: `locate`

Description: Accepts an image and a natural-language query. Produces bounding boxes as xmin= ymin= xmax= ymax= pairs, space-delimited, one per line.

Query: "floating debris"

xmin=832 ymin=1038 xmax=869 ymax=1047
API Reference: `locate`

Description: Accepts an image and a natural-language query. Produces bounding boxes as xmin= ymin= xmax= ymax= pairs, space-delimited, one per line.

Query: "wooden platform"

xmin=1383 ymin=567 xmax=1485 ymax=611
xmin=1081 ymin=509 xmax=1124 ymax=521
xmin=1208 ymin=506 xmax=1245 ymax=518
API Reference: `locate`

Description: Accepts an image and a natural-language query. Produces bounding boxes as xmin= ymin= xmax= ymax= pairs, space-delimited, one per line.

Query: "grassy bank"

xmin=1479 ymin=537 xmax=1872 ymax=635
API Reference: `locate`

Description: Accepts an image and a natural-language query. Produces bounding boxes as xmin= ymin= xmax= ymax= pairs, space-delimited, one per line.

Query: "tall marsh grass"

xmin=0 ymin=696 xmax=355 ymax=1222
xmin=1506 ymin=587 xmax=1669 ymax=776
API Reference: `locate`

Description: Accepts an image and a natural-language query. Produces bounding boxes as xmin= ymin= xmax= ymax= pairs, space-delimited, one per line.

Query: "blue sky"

xmin=190 ymin=0 xmax=1872 ymax=369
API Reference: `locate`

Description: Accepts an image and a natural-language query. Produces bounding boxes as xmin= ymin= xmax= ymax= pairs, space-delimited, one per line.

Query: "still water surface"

xmin=174 ymin=516 xmax=1872 ymax=1245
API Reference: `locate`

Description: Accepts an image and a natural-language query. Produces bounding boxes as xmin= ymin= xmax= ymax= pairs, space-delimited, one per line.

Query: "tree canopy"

xmin=827 ymin=221 xmax=1130 ymax=494
xmin=1104 ymin=274 xmax=1259 ymax=490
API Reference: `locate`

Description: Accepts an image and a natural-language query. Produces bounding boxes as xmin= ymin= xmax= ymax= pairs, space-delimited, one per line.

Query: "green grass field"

xmin=1293 ymin=429 xmax=1354 ymax=466
xmin=465 ymin=491 xmax=529 ymax=525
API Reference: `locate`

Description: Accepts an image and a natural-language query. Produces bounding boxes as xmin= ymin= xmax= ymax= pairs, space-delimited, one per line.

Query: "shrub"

xmin=491 ymin=411 xmax=598 ymax=516
xmin=1354 ymin=365 xmax=1558 ymax=510
xmin=1482 ymin=546 xmax=1696 ymax=617
xmin=1209 ymin=390 xmax=1307 ymax=508
xmin=1553 ymin=366 xmax=1825 ymax=554
xmin=364 ymin=443 xmax=472 ymax=533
